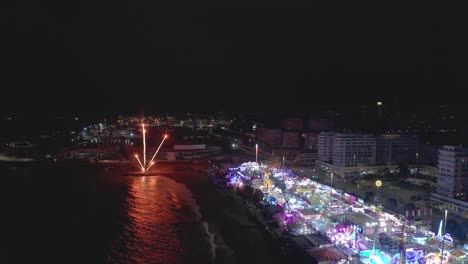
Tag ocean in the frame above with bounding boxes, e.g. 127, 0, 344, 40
0, 164, 217, 264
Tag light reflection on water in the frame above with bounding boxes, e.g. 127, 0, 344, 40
0, 166, 215, 264
107, 176, 213, 264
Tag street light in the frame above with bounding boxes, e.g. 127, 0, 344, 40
368, 222, 379, 255
375, 180, 382, 206
440, 209, 448, 264
255, 144, 258, 164
377, 101, 383, 120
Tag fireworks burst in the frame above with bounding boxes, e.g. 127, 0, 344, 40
134, 123, 168, 172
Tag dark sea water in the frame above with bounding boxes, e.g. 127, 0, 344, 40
0, 165, 214, 264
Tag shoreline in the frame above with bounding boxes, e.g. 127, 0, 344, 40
180, 170, 287, 264
0, 161, 297, 264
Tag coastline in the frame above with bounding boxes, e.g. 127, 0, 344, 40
130, 163, 296, 264
186, 173, 286, 264
0, 160, 292, 264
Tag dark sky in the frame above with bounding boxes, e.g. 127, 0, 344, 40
2, 1, 466, 115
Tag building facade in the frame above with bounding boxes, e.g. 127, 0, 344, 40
257, 127, 282, 146
436, 146, 468, 199
332, 133, 376, 167
297, 151, 317, 166
377, 133, 418, 165
430, 193, 468, 219
317, 132, 376, 175
303, 132, 319, 150
282, 131, 301, 148
318, 132, 335, 164
421, 143, 438, 165
162, 145, 223, 160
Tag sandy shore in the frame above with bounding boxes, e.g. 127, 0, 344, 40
195, 186, 286, 264
178, 175, 284, 263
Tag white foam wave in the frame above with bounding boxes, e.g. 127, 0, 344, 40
202, 221, 217, 262
150, 177, 236, 264
169, 179, 217, 262
206, 223, 236, 264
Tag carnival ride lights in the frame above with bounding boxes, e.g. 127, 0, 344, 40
403, 248, 425, 264
331, 224, 362, 252
264, 195, 277, 205
225, 162, 440, 264
383, 248, 426, 264
297, 223, 312, 235
228, 177, 244, 189
263, 172, 272, 191
360, 249, 390, 264
412, 235, 427, 246
370, 254, 386, 264
237, 171, 248, 180
283, 212, 297, 225
425, 252, 449, 264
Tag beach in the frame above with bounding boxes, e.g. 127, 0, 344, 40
168, 163, 286, 264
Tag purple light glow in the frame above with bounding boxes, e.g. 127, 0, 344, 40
283, 213, 298, 224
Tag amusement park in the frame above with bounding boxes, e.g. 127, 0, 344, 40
218, 158, 468, 264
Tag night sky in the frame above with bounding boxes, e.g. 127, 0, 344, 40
2, 1, 466, 115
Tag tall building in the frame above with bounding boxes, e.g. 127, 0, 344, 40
318, 132, 335, 163
421, 143, 438, 165
436, 146, 468, 199
332, 133, 376, 167
303, 132, 319, 150
377, 133, 418, 165
257, 127, 282, 146
281, 131, 301, 148
318, 132, 376, 167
